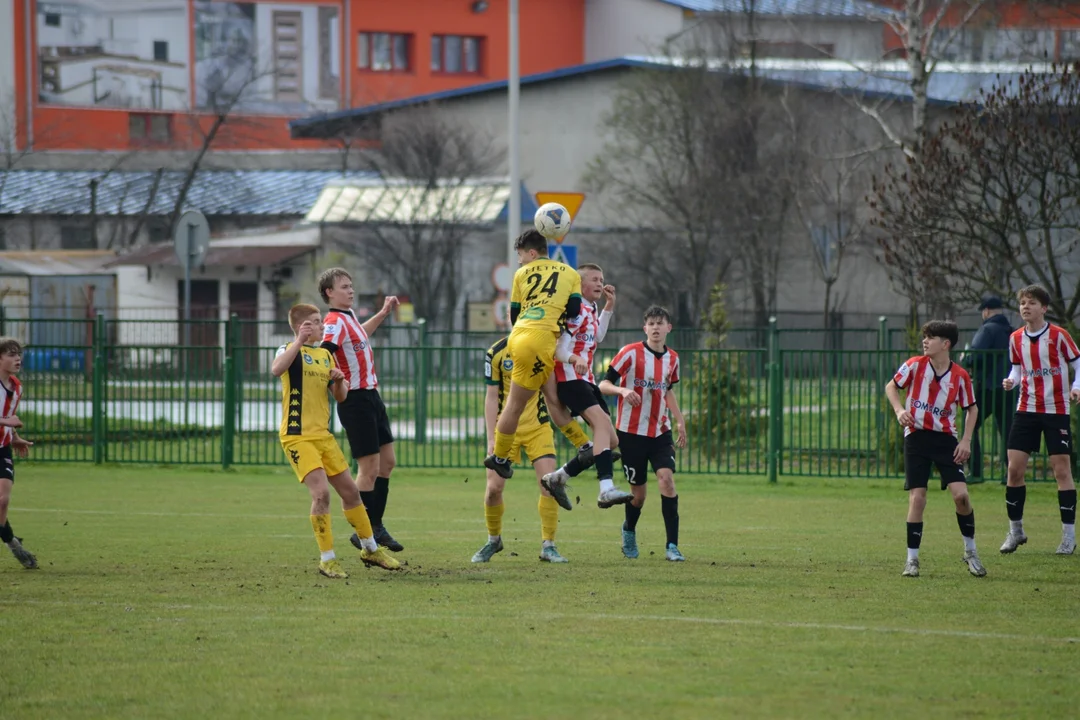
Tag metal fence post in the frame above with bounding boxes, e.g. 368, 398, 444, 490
0, 304, 5, 335
876, 315, 888, 457
767, 316, 781, 484
222, 355, 235, 469
92, 312, 105, 464
415, 318, 428, 444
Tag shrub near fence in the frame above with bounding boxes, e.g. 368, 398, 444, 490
9, 314, 1059, 481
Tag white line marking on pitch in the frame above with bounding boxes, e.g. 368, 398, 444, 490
0, 599, 1074, 644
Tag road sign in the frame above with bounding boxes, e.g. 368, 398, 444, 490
535, 192, 585, 221
174, 210, 210, 269
549, 243, 576, 268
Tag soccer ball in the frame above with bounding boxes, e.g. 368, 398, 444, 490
534, 202, 572, 240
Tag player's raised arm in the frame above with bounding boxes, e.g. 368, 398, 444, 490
362, 295, 399, 337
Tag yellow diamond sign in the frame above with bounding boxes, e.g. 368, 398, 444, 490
535, 192, 585, 221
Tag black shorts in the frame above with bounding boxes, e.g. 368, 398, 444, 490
557, 379, 609, 417
904, 430, 966, 491
0, 446, 12, 482
617, 430, 676, 486
1008, 412, 1072, 456
336, 389, 394, 459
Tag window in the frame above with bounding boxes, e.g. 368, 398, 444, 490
153, 41, 168, 62
44, 13, 60, 27
431, 35, 483, 74
60, 226, 94, 250
357, 32, 411, 71
129, 114, 172, 145
1059, 31, 1080, 61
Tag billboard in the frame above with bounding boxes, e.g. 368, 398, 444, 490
36, 1, 340, 115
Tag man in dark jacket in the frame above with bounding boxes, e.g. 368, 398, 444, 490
966, 295, 1014, 480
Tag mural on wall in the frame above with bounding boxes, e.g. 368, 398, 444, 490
36, 0, 340, 115
36, 0, 190, 110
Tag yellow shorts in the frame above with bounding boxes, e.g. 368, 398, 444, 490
281, 436, 350, 483
508, 327, 557, 391
505, 423, 557, 466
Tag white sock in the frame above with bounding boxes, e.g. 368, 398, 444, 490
598, 478, 615, 493
542, 539, 555, 548
907, 548, 919, 562
488, 534, 501, 544
963, 536, 976, 553
1064, 524, 1076, 541
1010, 519, 1024, 535
320, 550, 336, 562
360, 536, 378, 552
580, 441, 593, 451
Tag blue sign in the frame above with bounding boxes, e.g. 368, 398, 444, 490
548, 244, 577, 268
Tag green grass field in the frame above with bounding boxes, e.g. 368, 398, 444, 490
0, 465, 1076, 719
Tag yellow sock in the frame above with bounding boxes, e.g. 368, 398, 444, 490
485, 503, 505, 537
494, 430, 515, 459
558, 422, 590, 449
538, 495, 559, 541
310, 514, 334, 553
343, 504, 374, 539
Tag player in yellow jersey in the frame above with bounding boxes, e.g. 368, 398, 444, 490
484, 229, 594, 482
472, 335, 569, 563
271, 304, 399, 578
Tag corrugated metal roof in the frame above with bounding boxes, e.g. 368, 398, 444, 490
291, 57, 1056, 137
0, 250, 118, 276
658, 0, 892, 16
0, 170, 376, 217
307, 178, 514, 226
107, 243, 317, 268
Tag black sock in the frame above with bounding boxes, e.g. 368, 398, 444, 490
0, 522, 12, 544
563, 455, 586, 478
595, 449, 613, 481
1059, 489, 1077, 525
374, 476, 390, 528
956, 511, 975, 538
1005, 485, 1026, 521
360, 489, 379, 528
624, 502, 642, 532
661, 495, 680, 547
906, 522, 924, 550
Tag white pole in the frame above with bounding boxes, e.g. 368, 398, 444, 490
508, 0, 520, 271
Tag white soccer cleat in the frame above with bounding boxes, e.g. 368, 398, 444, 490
901, 558, 920, 577
597, 487, 633, 509
999, 531, 1028, 554
1055, 538, 1076, 555
963, 550, 987, 577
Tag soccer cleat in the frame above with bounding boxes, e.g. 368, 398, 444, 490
1055, 538, 1076, 555
539, 545, 569, 563
360, 546, 401, 570
373, 525, 404, 552
484, 453, 514, 479
665, 543, 685, 562
999, 531, 1028, 554
621, 527, 639, 559
573, 445, 623, 470
597, 486, 634, 509
540, 472, 573, 512
318, 558, 348, 579
901, 558, 920, 577
7, 539, 37, 570
963, 550, 987, 577
471, 538, 504, 563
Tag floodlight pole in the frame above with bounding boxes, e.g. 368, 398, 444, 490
508, 0, 520, 272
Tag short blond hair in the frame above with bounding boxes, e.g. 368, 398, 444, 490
288, 303, 321, 332
317, 267, 352, 304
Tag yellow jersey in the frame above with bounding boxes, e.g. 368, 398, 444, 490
277, 343, 337, 440
509, 258, 581, 335
485, 337, 549, 430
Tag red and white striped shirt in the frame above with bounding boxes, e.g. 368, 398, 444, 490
321, 309, 378, 391
554, 302, 611, 385
893, 357, 975, 437
0, 375, 22, 448
607, 342, 680, 437
1009, 324, 1080, 415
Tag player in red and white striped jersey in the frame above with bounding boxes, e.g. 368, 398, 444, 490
0, 337, 37, 569
542, 264, 633, 510
598, 306, 688, 562
317, 268, 404, 553
886, 321, 984, 578
999, 285, 1080, 555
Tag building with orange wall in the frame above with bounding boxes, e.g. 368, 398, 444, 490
5, 0, 584, 154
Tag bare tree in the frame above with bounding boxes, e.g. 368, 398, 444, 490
331, 107, 505, 329
872, 64, 1080, 329
0, 90, 32, 210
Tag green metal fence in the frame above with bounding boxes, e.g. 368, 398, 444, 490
11, 314, 1060, 481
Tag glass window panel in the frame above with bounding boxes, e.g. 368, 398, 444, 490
372, 32, 391, 70
445, 35, 462, 73
464, 37, 479, 73
431, 35, 442, 71
358, 32, 369, 68
393, 34, 408, 70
